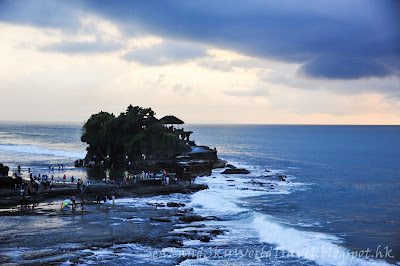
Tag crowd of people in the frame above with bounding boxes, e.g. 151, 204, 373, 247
13, 164, 93, 197
13, 165, 195, 199
121, 170, 190, 186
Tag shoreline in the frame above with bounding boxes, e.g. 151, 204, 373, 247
0, 180, 208, 210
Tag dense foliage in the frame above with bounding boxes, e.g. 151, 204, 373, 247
81, 105, 183, 166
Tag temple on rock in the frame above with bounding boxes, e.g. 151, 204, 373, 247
160, 115, 193, 143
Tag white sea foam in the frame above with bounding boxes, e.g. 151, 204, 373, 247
0, 144, 86, 158
188, 168, 299, 218
81, 243, 176, 265
189, 184, 250, 215
190, 171, 306, 217
111, 216, 145, 222
252, 214, 391, 266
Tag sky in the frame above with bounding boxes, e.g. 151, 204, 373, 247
0, 0, 399, 124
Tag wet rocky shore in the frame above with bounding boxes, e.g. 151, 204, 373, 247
0, 143, 230, 264
0, 181, 228, 265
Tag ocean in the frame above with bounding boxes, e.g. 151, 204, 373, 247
0, 122, 399, 265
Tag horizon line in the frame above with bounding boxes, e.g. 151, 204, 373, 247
0, 120, 399, 127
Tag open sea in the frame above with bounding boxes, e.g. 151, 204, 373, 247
0, 122, 399, 265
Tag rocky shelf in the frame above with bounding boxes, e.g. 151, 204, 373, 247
0, 180, 208, 209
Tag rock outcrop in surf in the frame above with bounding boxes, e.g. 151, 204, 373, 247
77, 105, 226, 179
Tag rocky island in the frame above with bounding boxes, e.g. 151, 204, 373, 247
75, 105, 226, 179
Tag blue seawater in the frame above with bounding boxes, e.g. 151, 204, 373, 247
0, 121, 87, 179
0, 122, 398, 265
185, 125, 400, 264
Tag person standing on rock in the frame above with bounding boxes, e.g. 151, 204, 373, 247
71, 195, 76, 207
96, 195, 100, 204
112, 195, 115, 206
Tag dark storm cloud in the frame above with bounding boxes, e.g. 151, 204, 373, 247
1, 0, 399, 80
80, 0, 399, 79
0, 0, 82, 31
297, 56, 393, 79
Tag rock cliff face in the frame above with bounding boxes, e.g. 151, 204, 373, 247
75, 145, 226, 180
0, 163, 9, 177
0, 163, 23, 189
0, 175, 23, 189
174, 146, 226, 179
187, 146, 218, 161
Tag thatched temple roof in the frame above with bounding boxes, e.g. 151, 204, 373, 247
160, 115, 184, 125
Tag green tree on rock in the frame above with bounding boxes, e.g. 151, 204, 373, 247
81, 105, 184, 167
81, 111, 115, 160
